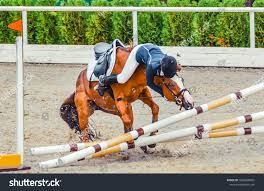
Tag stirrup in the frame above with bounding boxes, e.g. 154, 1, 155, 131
97, 85, 107, 96
98, 75, 106, 86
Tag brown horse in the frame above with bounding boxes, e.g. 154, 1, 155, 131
60, 47, 194, 143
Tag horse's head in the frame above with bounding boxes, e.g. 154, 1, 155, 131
154, 75, 194, 110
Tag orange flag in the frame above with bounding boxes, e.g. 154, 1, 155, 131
8, 20, 22, 32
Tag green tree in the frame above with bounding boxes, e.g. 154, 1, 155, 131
215, 0, 249, 47
110, 0, 136, 43
86, 0, 112, 44
26, 0, 60, 44
57, 0, 89, 44
193, 0, 220, 47
138, 0, 164, 45
161, 0, 195, 46
0, 0, 22, 44
254, 0, 264, 48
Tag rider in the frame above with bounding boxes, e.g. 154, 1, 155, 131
99, 43, 181, 97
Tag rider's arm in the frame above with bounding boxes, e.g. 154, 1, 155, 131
146, 65, 164, 97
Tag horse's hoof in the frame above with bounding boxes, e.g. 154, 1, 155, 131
148, 144, 156, 148
147, 130, 158, 148
140, 146, 148, 153
121, 155, 130, 161
87, 126, 98, 141
79, 137, 89, 143
119, 152, 130, 160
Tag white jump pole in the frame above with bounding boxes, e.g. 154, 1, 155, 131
16, 36, 24, 164
92, 125, 264, 158
201, 126, 264, 139
133, 111, 264, 146
69, 111, 264, 159
32, 110, 264, 156
30, 142, 98, 155
39, 82, 264, 168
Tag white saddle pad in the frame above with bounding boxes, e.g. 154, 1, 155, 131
87, 39, 125, 82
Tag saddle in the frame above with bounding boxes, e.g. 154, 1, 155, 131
92, 39, 125, 79
93, 42, 112, 78
90, 39, 125, 99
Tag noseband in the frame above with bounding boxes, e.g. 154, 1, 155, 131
163, 78, 189, 107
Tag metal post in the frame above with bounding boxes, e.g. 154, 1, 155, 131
249, 12, 255, 48
132, 11, 138, 46
16, 36, 24, 163
22, 11, 28, 45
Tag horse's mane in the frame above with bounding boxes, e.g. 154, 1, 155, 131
118, 43, 134, 53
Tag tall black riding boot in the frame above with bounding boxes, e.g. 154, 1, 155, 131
97, 74, 118, 96
99, 74, 118, 86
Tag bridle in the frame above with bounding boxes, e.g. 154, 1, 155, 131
162, 77, 190, 109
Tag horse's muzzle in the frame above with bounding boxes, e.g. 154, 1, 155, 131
183, 101, 194, 110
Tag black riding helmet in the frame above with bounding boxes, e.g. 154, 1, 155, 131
161, 55, 177, 78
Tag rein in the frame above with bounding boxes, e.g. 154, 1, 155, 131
163, 80, 190, 109
164, 84, 188, 98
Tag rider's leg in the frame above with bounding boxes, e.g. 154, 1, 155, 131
99, 45, 141, 86
99, 74, 118, 87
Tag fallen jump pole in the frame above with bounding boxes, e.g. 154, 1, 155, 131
36, 125, 264, 167
34, 111, 264, 156
30, 141, 99, 155
39, 82, 264, 168
88, 111, 264, 158
201, 126, 264, 139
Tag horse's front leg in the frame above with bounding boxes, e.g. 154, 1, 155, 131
139, 87, 159, 124
115, 98, 133, 133
139, 88, 159, 149
75, 91, 94, 142
114, 98, 134, 159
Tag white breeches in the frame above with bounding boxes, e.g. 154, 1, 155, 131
116, 45, 142, 84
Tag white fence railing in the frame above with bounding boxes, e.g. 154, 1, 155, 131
1, 45, 264, 68
0, 6, 264, 48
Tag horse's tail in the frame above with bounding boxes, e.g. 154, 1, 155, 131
60, 92, 80, 132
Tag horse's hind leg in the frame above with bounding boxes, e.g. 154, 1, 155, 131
75, 92, 94, 142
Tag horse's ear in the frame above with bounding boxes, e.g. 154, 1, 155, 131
128, 40, 133, 48
125, 40, 133, 52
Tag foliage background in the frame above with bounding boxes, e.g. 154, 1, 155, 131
0, 0, 263, 47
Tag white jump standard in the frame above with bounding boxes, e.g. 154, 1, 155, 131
38, 82, 264, 169
0, 37, 30, 172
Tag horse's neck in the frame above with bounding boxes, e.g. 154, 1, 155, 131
112, 48, 129, 74
112, 48, 147, 86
